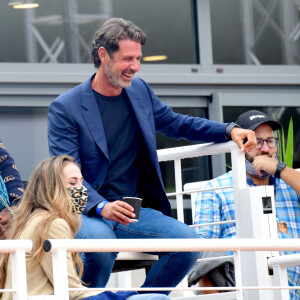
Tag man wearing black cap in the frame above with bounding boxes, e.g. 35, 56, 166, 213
188, 110, 300, 299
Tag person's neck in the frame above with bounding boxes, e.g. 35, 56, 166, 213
247, 172, 270, 186
92, 70, 122, 97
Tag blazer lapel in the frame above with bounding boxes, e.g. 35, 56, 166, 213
125, 87, 157, 153
81, 78, 109, 159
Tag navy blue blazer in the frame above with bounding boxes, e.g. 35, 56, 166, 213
48, 75, 228, 216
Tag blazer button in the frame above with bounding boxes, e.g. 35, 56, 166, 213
94, 184, 99, 190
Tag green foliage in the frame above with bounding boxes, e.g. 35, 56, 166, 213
273, 114, 294, 168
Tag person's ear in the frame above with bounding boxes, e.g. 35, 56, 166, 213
98, 47, 110, 64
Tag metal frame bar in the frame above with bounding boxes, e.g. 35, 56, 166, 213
196, 0, 213, 66
23, 0, 112, 63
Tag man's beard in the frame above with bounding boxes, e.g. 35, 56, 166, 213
245, 153, 277, 179
104, 63, 132, 89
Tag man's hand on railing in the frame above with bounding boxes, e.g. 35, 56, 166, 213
230, 128, 257, 152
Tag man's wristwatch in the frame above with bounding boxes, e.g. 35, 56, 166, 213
275, 162, 287, 178
225, 122, 241, 140
96, 200, 108, 218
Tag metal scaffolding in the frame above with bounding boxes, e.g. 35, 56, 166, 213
241, 0, 300, 64
24, 0, 112, 63
22, 0, 299, 65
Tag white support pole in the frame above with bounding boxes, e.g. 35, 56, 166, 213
271, 265, 290, 300
174, 158, 184, 222
118, 271, 132, 288
230, 146, 247, 192
174, 157, 190, 295
11, 250, 28, 300
234, 250, 243, 300
234, 185, 285, 299
52, 249, 69, 300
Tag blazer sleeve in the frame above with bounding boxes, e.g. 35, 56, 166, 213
0, 139, 24, 205
138, 79, 228, 143
48, 100, 106, 214
41, 218, 99, 300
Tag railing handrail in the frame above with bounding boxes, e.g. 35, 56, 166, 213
268, 253, 300, 268
0, 240, 32, 253
44, 238, 300, 253
157, 140, 237, 161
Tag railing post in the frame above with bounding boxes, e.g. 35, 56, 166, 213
52, 249, 69, 299
234, 250, 243, 300
235, 184, 285, 299
230, 146, 247, 192
174, 157, 191, 295
11, 249, 28, 300
174, 158, 184, 222
272, 265, 290, 300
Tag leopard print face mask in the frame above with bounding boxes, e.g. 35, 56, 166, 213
67, 186, 88, 214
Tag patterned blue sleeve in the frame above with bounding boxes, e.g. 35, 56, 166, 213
0, 140, 24, 205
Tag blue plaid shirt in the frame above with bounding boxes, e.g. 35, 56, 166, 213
194, 170, 300, 299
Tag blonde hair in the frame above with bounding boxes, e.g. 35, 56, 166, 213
0, 155, 83, 290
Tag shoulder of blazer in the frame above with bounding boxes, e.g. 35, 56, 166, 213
54, 83, 83, 104
52, 76, 93, 108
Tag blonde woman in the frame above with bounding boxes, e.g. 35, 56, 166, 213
0, 155, 169, 300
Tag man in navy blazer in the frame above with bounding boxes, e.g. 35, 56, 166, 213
48, 18, 256, 293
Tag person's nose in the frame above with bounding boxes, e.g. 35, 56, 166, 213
75, 181, 83, 187
131, 59, 140, 72
260, 140, 270, 152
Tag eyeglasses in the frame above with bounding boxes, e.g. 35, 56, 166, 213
256, 137, 278, 149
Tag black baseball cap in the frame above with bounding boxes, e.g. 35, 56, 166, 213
235, 110, 282, 131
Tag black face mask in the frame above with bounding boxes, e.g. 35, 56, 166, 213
245, 160, 272, 179
67, 186, 88, 214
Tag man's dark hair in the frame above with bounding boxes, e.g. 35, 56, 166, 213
91, 18, 147, 68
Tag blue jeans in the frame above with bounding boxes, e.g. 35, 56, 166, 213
76, 207, 200, 295
85, 291, 169, 300
127, 294, 169, 300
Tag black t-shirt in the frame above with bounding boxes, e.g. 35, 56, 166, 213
93, 89, 142, 201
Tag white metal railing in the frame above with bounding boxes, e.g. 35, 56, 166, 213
157, 141, 246, 223
43, 238, 300, 298
0, 240, 32, 300
158, 141, 299, 299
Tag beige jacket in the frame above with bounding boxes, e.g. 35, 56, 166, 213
3, 213, 99, 300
